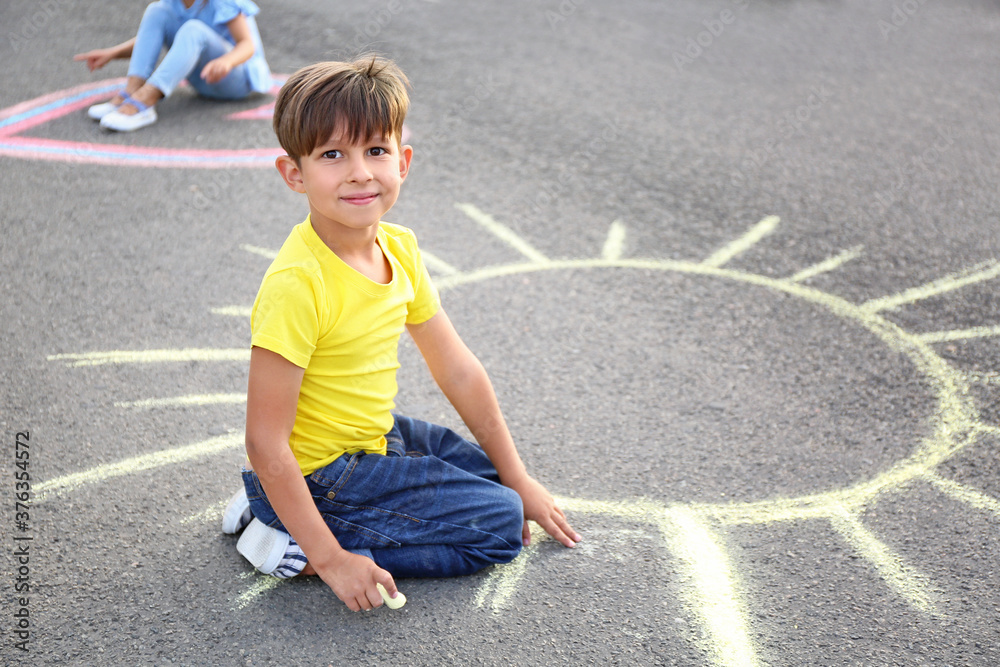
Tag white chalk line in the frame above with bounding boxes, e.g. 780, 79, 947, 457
602, 219, 626, 261
663, 508, 759, 667
116, 393, 246, 410
240, 243, 277, 260
828, 506, 935, 614
422, 250, 459, 276
181, 499, 228, 525
35, 432, 243, 501
861, 260, 1000, 314
48, 348, 249, 366
917, 325, 1000, 344
211, 306, 252, 317
455, 202, 550, 263
473, 525, 545, 613
922, 473, 1000, 519
701, 216, 780, 269
787, 245, 864, 283
234, 576, 283, 610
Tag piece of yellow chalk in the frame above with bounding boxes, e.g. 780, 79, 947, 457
376, 583, 406, 610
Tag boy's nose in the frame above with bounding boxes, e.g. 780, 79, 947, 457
347, 156, 373, 181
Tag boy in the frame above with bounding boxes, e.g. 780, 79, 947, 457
223, 57, 580, 612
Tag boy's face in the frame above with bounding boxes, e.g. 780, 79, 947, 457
276, 126, 412, 236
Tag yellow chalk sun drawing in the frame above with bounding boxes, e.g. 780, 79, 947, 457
43, 204, 1000, 667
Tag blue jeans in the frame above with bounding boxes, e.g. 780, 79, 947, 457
128, 1, 256, 99
243, 415, 525, 578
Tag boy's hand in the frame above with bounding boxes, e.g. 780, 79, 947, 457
314, 549, 399, 612
73, 48, 115, 71
509, 475, 581, 548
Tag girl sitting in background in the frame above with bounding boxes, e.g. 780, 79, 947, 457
74, 0, 272, 132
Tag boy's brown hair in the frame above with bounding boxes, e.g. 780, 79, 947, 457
273, 56, 410, 161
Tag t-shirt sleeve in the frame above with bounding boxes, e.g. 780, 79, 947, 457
405, 240, 441, 326
251, 268, 320, 369
211, 0, 260, 25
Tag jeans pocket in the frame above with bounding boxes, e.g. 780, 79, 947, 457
306, 452, 356, 495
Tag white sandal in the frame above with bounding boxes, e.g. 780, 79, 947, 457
100, 94, 158, 132
86, 91, 125, 120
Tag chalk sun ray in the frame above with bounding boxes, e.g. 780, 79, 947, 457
181, 499, 228, 525
240, 243, 277, 260
35, 432, 242, 501
786, 245, 864, 283
48, 348, 249, 366
116, 393, 247, 410
700, 215, 780, 269
664, 507, 759, 667
916, 324, 1000, 344
922, 473, 1000, 519
455, 202, 550, 263
212, 306, 252, 317
234, 576, 283, 610
602, 219, 626, 260
966, 371, 1000, 386
861, 260, 1000, 314
421, 249, 459, 276
473, 525, 544, 613
828, 507, 935, 613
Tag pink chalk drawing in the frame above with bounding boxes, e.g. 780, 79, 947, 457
1, 77, 411, 169
0, 77, 284, 169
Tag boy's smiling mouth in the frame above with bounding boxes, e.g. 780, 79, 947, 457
342, 193, 379, 205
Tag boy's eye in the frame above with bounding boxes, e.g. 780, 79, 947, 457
368, 147, 389, 156
321, 149, 342, 159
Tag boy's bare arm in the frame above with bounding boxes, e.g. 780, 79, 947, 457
245, 346, 398, 610
407, 310, 581, 548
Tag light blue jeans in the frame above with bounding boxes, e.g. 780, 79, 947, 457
242, 415, 525, 578
128, 1, 255, 99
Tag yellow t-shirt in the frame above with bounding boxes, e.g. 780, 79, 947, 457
250, 217, 440, 475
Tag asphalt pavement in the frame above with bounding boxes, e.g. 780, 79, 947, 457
2, 0, 999, 665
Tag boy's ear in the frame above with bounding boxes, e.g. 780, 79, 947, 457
398, 144, 413, 182
275, 155, 306, 193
